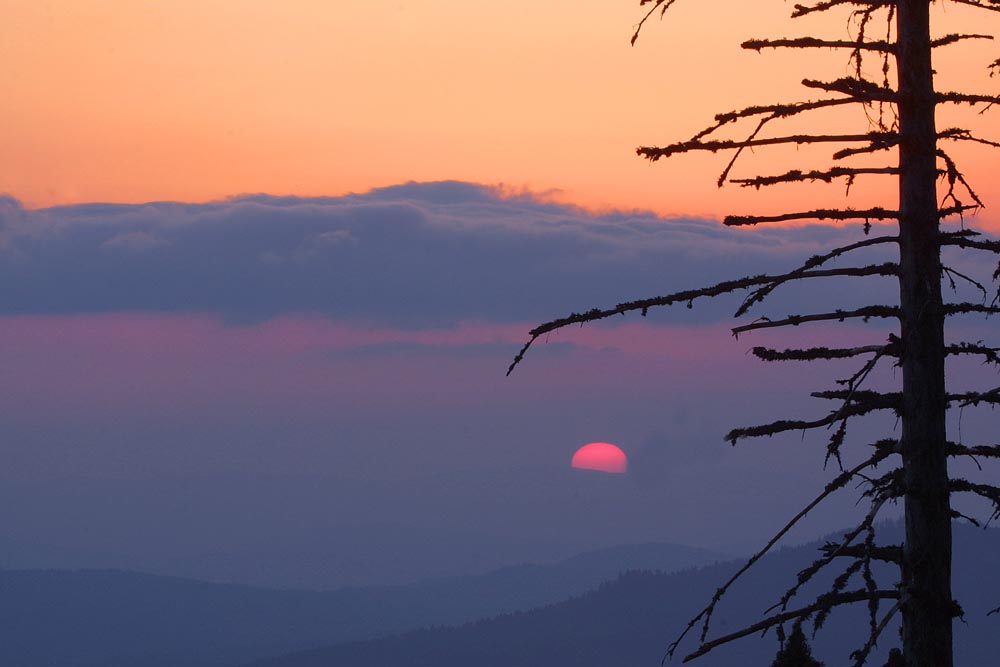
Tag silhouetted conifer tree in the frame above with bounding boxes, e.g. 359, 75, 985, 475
510, 2, 1000, 666
884, 648, 904, 667
771, 626, 825, 667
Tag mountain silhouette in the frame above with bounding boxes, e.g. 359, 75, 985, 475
245, 522, 998, 667
0, 541, 723, 667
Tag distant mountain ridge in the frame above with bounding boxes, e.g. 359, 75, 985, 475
0, 540, 725, 667
247, 523, 1000, 667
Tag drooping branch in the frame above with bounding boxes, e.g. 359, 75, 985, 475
941, 232, 1000, 254
724, 398, 896, 445
931, 33, 995, 48
682, 590, 901, 663
941, 265, 988, 298
950, 479, 1000, 522
801, 77, 897, 102
949, 386, 1000, 408
637, 132, 898, 162
630, 0, 680, 46
949, 0, 1000, 14
507, 271, 897, 376
822, 542, 903, 564
752, 344, 889, 362
811, 389, 900, 407
742, 37, 895, 52
791, 0, 890, 19
666, 448, 892, 659
736, 236, 898, 316
948, 443, 1000, 459
850, 599, 904, 667
717, 117, 772, 187
731, 305, 900, 336
771, 494, 896, 627
833, 141, 900, 160
696, 98, 863, 143
936, 149, 986, 211
737, 262, 897, 316
936, 91, 1000, 106
817, 355, 897, 465
533, 2, 1000, 662
724, 208, 898, 226
761, 234, 898, 277
945, 342, 1000, 365
939, 127, 1000, 149
944, 303, 1000, 317
849, 5, 885, 80
732, 167, 899, 189
814, 542, 871, 635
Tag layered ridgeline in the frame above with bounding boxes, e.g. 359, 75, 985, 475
248, 523, 999, 667
5, 525, 996, 667
0, 541, 723, 667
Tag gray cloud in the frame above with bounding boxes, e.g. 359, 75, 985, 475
0, 181, 929, 326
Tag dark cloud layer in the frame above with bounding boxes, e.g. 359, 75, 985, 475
0, 182, 934, 326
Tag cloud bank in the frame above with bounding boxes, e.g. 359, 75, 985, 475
0, 181, 914, 326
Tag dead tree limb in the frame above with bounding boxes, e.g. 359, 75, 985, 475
516, 1, 1000, 663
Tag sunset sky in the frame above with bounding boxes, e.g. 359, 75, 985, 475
3, 1, 998, 219
2, 1, 999, 588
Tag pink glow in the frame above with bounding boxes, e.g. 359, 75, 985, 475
571, 442, 628, 474
0, 313, 886, 418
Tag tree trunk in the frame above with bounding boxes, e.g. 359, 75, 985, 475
895, 2, 953, 666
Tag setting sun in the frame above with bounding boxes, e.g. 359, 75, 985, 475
571, 442, 628, 474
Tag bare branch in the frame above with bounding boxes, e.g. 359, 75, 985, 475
666, 449, 891, 658
631, 0, 680, 46
772, 494, 895, 628
941, 265, 988, 299
833, 141, 899, 159
949, 0, 1000, 13
822, 542, 903, 564
508, 267, 896, 376
946, 342, 1000, 365
949, 386, 1000, 408
801, 77, 897, 102
724, 399, 895, 445
732, 167, 899, 189
941, 233, 1000, 254
945, 303, 1000, 317
697, 98, 862, 143
850, 599, 904, 667
731, 305, 900, 336
743, 37, 894, 52
638, 132, 897, 163
810, 389, 900, 409
725, 207, 898, 226
936, 149, 986, 210
753, 344, 889, 362
940, 127, 1000, 149
950, 478, 1000, 522
791, 0, 890, 19
937, 91, 1000, 115
716, 117, 771, 187
949, 443, 1000, 459
931, 33, 995, 48
737, 262, 898, 316
682, 590, 900, 663
738, 235, 898, 317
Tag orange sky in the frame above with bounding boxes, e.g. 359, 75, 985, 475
2, 1, 998, 222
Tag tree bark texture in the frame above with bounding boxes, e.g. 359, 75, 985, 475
896, 2, 953, 666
